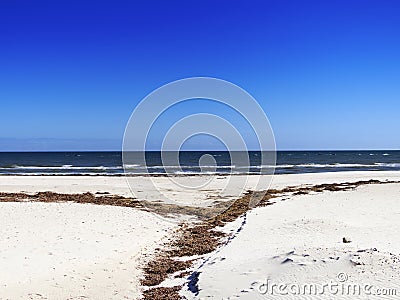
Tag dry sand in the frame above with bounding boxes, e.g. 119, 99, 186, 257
1, 171, 400, 299
0, 202, 176, 299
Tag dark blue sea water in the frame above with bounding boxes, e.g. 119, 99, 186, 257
0, 151, 399, 175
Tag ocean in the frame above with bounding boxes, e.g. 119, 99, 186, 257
0, 151, 399, 176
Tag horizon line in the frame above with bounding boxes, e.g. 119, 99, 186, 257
0, 149, 398, 153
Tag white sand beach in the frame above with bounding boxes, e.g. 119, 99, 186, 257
1, 171, 400, 299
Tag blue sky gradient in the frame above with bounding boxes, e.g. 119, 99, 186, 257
1, 0, 399, 150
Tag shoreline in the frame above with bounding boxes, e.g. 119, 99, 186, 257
1, 167, 400, 177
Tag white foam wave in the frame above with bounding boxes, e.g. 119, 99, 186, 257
2, 161, 400, 176
374, 163, 400, 167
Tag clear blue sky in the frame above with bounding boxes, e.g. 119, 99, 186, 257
1, 0, 399, 151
